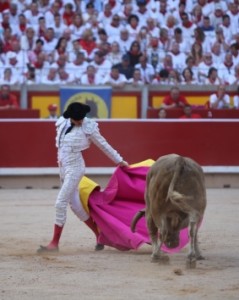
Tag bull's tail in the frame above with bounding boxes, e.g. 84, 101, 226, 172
130, 209, 145, 232
166, 155, 185, 202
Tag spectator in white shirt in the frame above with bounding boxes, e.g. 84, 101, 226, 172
57, 67, 75, 84
218, 52, 235, 83
210, 26, 230, 53
230, 43, 239, 66
24, 2, 43, 26
157, 0, 171, 25
106, 41, 123, 66
41, 27, 58, 59
68, 51, 88, 83
219, 14, 234, 45
98, 3, 114, 26
198, 52, 214, 83
80, 65, 103, 85
51, 13, 68, 39
105, 14, 124, 38
127, 68, 144, 86
146, 17, 160, 39
69, 13, 85, 41
82, 2, 98, 23
41, 66, 60, 85
135, 0, 151, 27
135, 54, 155, 84
102, 0, 122, 15
211, 41, 225, 66
210, 4, 224, 29
197, 0, 212, 16
204, 67, 222, 85
118, 4, 133, 26
226, 64, 239, 85
0, 67, 20, 85
179, 12, 196, 41
109, 28, 134, 54
232, 86, 239, 109
181, 67, 198, 85
45, 2, 63, 29
170, 27, 189, 54
125, 14, 141, 41
209, 84, 231, 109
168, 41, 187, 73
5, 48, 28, 77
227, 2, 239, 35
9, 3, 19, 26
20, 26, 37, 51
90, 50, 112, 79
103, 65, 127, 88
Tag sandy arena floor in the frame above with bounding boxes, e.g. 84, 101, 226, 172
0, 188, 239, 300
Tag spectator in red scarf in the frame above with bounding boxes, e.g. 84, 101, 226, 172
80, 65, 102, 85
15, 14, 28, 37
62, 2, 76, 26
180, 12, 196, 40
0, 0, 10, 13
79, 29, 97, 58
1, 9, 10, 30
1, 27, 18, 53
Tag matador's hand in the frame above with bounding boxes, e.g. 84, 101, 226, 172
119, 160, 129, 167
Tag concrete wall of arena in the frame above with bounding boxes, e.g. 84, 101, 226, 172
0, 119, 238, 168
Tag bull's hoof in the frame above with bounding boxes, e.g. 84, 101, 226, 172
151, 254, 169, 264
186, 258, 197, 269
196, 255, 205, 261
159, 255, 170, 265
151, 254, 160, 263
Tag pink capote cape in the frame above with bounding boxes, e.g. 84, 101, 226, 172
85, 165, 190, 253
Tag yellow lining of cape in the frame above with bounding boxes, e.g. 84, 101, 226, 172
79, 159, 155, 214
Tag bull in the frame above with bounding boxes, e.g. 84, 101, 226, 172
131, 154, 207, 268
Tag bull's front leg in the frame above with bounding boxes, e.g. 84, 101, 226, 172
187, 213, 205, 268
147, 216, 160, 262
194, 226, 205, 261
187, 221, 197, 268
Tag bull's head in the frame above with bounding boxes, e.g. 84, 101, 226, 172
161, 212, 188, 248
164, 230, 180, 249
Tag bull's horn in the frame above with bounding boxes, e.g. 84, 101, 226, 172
130, 209, 146, 232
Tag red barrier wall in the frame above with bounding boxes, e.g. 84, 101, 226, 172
0, 120, 238, 167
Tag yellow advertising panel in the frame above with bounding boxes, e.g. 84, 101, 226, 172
152, 96, 210, 108
111, 96, 138, 118
31, 96, 60, 118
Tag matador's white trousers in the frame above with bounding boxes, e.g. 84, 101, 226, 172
55, 153, 89, 226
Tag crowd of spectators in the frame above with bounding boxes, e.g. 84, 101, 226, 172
0, 0, 239, 87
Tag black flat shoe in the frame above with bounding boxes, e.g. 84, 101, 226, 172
37, 245, 59, 254
95, 243, 104, 251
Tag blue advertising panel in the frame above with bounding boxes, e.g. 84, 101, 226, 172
60, 86, 112, 118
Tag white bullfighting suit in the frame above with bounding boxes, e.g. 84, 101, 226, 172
55, 116, 123, 226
